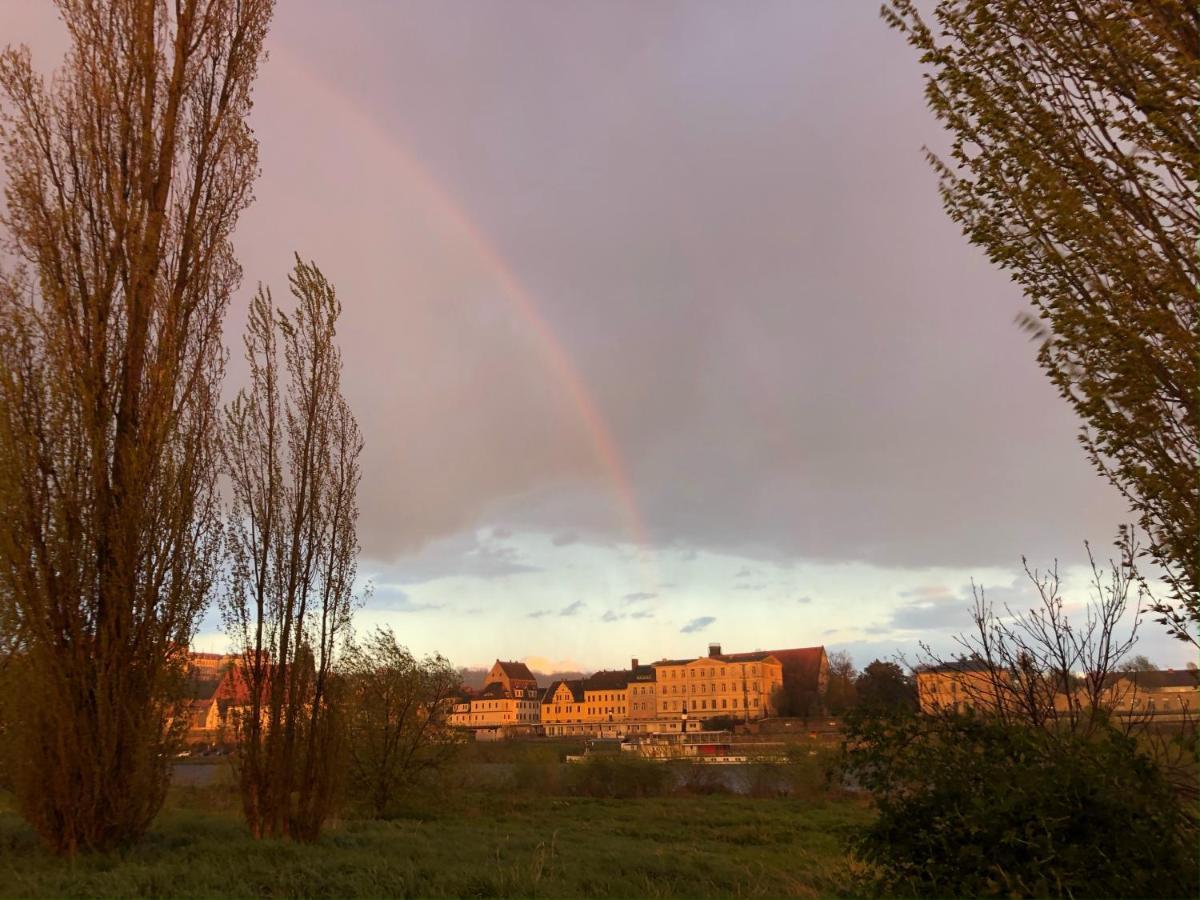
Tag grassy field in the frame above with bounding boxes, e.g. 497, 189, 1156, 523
0, 755, 871, 898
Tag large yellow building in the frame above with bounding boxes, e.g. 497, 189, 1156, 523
540, 669, 635, 736
917, 660, 1005, 714
448, 660, 541, 730
652, 643, 784, 720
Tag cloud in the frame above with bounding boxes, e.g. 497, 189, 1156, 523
527, 609, 552, 619
889, 577, 1033, 633
735, 583, 767, 591
796, 595, 813, 605
377, 532, 539, 584
367, 585, 441, 613
551, 531, 578, 547
491, 526, 513, 539
631, 610, 655, 619
601, 610, 623, 623
559, 600, 586, 617
523, 654, 586, 675
623, 591, 657, 605
681, 616, 716, 634
735, 567, 754, 579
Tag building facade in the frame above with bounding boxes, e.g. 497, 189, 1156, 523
448, 660, 542, 730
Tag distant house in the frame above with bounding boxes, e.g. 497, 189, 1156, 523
917, 659, 1004, 714
1101, 669, 1198, 716
447, 659, 541, 732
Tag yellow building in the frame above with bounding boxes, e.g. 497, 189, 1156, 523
541, 669, 634, 736
652, 643, 784, 721
448, 660, 541, 731
917, 660, 1003, 714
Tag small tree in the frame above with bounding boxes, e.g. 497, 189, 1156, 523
823, 651, 858, 715
342, 628, 462, 818
222, 257, 363, 841
0, 0, 271, 854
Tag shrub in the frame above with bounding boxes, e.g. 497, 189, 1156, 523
563, 755, 671, 798
840, 709, 1199, 898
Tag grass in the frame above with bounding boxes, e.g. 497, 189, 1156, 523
0, 757, 871, 898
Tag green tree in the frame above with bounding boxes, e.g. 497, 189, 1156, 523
0, 0, 272, 854
884, 0, 1199, 644
342, 628, 462, 819
855, 660, 917, 713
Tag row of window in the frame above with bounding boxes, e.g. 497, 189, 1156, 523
659, 697, 758, 711
661, 681, 760, 694
659, 665, 760, 679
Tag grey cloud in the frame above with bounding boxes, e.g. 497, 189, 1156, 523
623, 592, 657, 605
601, 610, 623, 623
796, 596, 813, 605
631, 610, 655, 619
527, 609, 552, 619
735, 583, 767, 592
0, 2, 1120, 577
369, 586, 442, 613
559, 600, 585, 617
552, 531, 578, 547
680, 616, 716, 634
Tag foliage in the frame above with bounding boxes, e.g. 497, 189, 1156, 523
823, 651, 858, 715
884, 0, 1199, 643
341, 628, 463, 818
854, 661, 916, 713
0, 0, 272, 854
0, 785, 869, 898
841, 711, 1198, 897
221, 257, 363, 841
563, 755, 673, 799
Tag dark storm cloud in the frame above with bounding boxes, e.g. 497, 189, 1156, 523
681, 616, 717, 634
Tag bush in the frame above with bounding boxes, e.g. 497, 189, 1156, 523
511, 746, 563, 795
840, 709, 1199, 898
563, 755, 671, 798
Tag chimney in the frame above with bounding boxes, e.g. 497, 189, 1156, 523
708, 642, 721, 658
631, 657, 639, 670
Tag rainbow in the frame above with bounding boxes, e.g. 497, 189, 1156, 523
272, 48, 655, 585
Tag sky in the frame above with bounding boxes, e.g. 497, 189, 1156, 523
1, 2, 1189, 672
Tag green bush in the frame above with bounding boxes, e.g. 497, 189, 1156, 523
840, 710, 1199, 898
563, 755, 671, 798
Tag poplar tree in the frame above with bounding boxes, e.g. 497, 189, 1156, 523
222, 257, 363, 841
0, 0, 272, 853
884, 1, 1198, 643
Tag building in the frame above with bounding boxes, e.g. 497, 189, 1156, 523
540, 669, 635, 737
652, 643, 784, 721
916, 659, 1000, 713
447, 660, 541, 731
1100, 669, 1198, 717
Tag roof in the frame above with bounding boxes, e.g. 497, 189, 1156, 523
917, 659, 993, 675
652, 652, 780, 666
1115, 669, 1198, 690
767, 646, 827, 691
583, 669, 632, 692
542, 679, 585, 704
495, 660, 537, 683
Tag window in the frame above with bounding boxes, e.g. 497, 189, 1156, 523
722, 699, 727, 709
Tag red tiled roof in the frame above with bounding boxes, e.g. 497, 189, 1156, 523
496, 660, 538, 683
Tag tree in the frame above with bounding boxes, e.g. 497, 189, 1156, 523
221, 257, 363, 841
884, 1, 1199, 644
823, 651, 858, 715
0, 0, 272, 854
855, 660, 917, 713
841, 540, 1198, 896
1118, 654, 1156, 673
342, 628, 462, 819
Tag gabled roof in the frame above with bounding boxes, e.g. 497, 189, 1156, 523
542, 679, 585, 704
918, 659, 992, 675
495, 660, 537, 683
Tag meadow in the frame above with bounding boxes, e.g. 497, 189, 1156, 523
0, 747, 870, 899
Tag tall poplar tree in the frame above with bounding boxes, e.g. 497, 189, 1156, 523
884, 1, 1198, 643
0, 0, 273, 853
